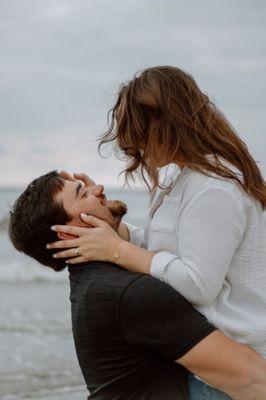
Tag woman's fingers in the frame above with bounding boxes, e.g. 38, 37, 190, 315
59, 170, 75, 181
52, 247, 82, 259
50, 224, 89, 236
73, 172, 96, 187
80, 214, 105, 228
59, 171, 96, 189
66, 256, 88, 264
46, 237, 81, 250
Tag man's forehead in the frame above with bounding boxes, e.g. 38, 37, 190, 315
64, 179, 84, 189
56, 179, 80, 201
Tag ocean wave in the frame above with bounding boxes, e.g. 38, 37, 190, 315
0, 370, 85, 399
0, 308, 71, 334
0, 260, 68, 283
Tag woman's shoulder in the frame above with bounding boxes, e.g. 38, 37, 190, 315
186, 167, 236, 192
183, 158, 251, 208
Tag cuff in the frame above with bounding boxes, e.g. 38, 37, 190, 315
123, 221, 144, 247
150, 251, 177, 281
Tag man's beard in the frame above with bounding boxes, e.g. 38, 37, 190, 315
107, 200, 128, 220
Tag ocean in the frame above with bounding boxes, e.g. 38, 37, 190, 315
0, 187, 149, 400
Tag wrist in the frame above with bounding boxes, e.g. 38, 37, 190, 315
113, 239, 155, 274
111, 238, 127, 264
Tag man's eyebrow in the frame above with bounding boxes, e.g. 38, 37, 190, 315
75, 182, 82, 198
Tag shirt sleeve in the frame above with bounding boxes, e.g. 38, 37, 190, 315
123, 221, 146, 248
150, 187, 247, 306
119, 274, 217, 361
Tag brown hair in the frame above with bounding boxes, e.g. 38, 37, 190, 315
99, 65, 266, 209
9, 171, 71, 271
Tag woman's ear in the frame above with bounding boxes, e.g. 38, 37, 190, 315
57, 232, 77, 240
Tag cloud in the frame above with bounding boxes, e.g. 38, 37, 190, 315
0, 0, 265, 185
0, 133, 131, 187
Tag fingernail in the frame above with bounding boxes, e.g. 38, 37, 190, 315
80, 213, 87, 218
52, 254, 57, 258
50, 226, 57, 231
46, 244, 51, 249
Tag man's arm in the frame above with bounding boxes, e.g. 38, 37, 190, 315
177, 330, 266, 399
120, 275, 266, 400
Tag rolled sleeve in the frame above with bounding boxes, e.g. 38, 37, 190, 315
151, 251, 177, 281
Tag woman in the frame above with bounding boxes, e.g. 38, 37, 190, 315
48, 66, 266, 399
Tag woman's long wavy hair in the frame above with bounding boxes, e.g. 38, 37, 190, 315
99, 66, 266, 209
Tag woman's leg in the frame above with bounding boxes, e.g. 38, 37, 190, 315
188, 373, 232, 399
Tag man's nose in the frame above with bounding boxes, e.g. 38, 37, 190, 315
91, 185, 104, 197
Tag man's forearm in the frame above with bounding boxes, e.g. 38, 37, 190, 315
177, 331, 266, 399
228, 350, 266, 400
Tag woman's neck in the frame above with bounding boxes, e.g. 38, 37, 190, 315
174, 159, 186, 170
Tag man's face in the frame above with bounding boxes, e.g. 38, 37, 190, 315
55, 180, 127, 231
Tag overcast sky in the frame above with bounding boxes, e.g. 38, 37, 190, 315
0, 0, 265, 187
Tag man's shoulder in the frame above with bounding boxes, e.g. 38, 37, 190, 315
68, 261, 143, 299
68, 262, 178, 310
121, 272, 187, 306
69, 262, 146, 327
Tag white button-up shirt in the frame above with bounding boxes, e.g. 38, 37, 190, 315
126, 159, 266, 357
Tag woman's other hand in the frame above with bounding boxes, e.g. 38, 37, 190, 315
59, 170, 96, 187
47, 214, 124, 265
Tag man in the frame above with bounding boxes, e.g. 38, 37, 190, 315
9, 171, 266, 400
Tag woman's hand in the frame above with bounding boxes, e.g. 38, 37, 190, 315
59, 170, 96, 187
47, 214, 124, 264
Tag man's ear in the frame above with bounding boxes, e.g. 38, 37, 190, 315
57, 232, 77, 240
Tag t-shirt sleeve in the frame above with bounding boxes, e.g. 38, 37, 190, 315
119, 274, 217, 360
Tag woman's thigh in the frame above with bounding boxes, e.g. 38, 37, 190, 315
188, 373, 232, 400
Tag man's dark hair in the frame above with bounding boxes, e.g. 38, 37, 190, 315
9, 171, 71, 271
